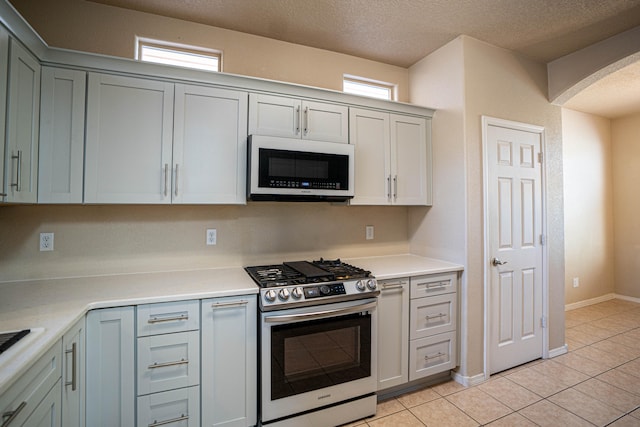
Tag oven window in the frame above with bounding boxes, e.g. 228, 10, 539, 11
270, 312, 371, 400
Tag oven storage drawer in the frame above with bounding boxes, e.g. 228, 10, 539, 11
137, 300, 200, 337
0, 340, 62, 427
410, 292, 457, 339
137, 330, 200, 395
410, 272, 457, 298
137, 386, 200, 427
409, 331, 456, 381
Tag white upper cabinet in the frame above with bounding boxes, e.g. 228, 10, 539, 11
248, 93, 349, 143
4, 38, 40, 203
173, 84, 248, 204
350, 108, 432, 206
84, 73, 174, 204
0, 26, 8, 202
38, 67, 86, 203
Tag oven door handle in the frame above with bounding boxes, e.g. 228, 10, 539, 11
264, 300, 376, 324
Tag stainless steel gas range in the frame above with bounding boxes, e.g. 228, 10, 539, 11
245, 259, 379, 427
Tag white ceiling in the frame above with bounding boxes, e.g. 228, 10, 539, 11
86, 0, 640, 118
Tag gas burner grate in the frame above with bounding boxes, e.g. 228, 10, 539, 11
0, 329, 30, 355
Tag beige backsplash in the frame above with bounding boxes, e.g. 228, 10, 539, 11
0, 203, 409, 282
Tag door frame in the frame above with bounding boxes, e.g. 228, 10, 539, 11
481, 116, 549, 379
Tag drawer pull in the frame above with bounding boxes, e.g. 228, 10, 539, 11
424, 352, 446, 361
1, 401, 27, 427
147, 314, 188, 324
148, 414, 189, 427
148, 358, 189, 369
424, 281, 448, 289
211, 300, 249, 309
425, 313, 447, 321
65, 342, 77, 390
381, 283, 404, 291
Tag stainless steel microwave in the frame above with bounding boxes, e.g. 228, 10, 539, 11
247, 135, 355, 202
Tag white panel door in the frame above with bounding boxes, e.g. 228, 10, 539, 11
391, 114, 429, 205
84, 73, 174, 203
62, 317, 85, 427
38, 67, 86, 203
0, 27, 8, 202
377, 279, 409, 390
487, 124, 543, 374
173, 84, 248, 204
248, 93, 301, 138
349, 108, 390, 205
301, 100, 349, 143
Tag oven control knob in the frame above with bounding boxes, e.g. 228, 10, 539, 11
279, 288, 291, 301
356, 280, 366, 291
265, 289, 277, 302
292, 287, 303, 299
366, 279, 377, 290
320, 285, 331, 295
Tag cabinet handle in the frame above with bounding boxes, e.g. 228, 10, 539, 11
303, 106, 309, 135
174, 163, 179, 197
393, 175, 398, 200
148, 414, 189, 427
10, 151, 21, 192
163, 163, 169, 197
1, 401, 27, 427
147, 314, 189, 324
387, 176, 391, 200
381, 283, 404, 291
424, 352, 446, 361
148, 358, 188, 369
295, 105, 301, 135
425, 313, 447, 320
65, 342, 77, 391
211, 300, 249, 309
423, 281, 447, 289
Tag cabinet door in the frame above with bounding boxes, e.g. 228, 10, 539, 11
349, 108, 391, 205
0, 26, 8, 202
84, 73, 174, 203
301, 100, 349, 143
20, 379, 62, 427
377, 278, 409, 391
137, 387, 199, 427
173, 85, 248, 204
86, 307, 135, 427
248, 93, 301, 139
5, 38, 40, 203
409, 331, 457, 381
38, 67, 86, 203
391, 114, 430, 205
62, 318, 85, 427
201, 296, 257, 427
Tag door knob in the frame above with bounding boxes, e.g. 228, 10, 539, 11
492, 258, 507, 266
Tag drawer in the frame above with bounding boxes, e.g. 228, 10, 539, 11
410, 293, 457, 339
137, 386, 200, 427
137, 331, 200, 395
137, 300, 200, 337
0, 340, 62, 426
410, 272, 457, 298
409, 332, 457, 381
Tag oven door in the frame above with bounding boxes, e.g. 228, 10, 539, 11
260, 298, 377, 423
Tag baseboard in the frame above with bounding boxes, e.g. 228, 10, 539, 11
565, 293, 616, 311
548, 344, 568, 358
452, 371, 486, 387
614, 294, 640, 304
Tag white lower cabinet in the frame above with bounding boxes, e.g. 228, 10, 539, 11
62, 317, 85, 427
21, 379, 61, 427
137, 385, 200, 427
201, 295, 257, 427
85, 306, 135, 427
377, 278, 409, 390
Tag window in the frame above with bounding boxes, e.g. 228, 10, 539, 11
343, 76, 395, 100
136, 38, 221, 72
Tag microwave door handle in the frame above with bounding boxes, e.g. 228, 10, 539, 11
264, 300, 377, 324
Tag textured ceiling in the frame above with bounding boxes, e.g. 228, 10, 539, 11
86, 0, 640, 117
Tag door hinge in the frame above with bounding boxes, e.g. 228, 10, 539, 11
540, 234, 546, 245
538, 152, 543, 163
541, 316, 547, 328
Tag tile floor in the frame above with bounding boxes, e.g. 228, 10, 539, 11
348, 298, 640, 426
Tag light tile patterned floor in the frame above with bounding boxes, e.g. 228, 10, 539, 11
346, 298, 640, 426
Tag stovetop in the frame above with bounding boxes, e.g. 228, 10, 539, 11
245, 258, 378, 310
0, 329, 30, 355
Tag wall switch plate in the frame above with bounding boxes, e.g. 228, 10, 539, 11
572, 277, 580, 288
40, 232, 54, 251
365, 225, 374, 240
206, 229, 217, 246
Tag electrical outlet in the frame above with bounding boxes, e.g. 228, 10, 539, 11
365, 225, 374, 240
206, 229, 217, 246
572, 277, 580, 288
40, 232, 54, 251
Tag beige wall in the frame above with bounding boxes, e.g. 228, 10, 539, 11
562, 109, 615, 304
612, 112, 640, 298
9, 0, 410, 102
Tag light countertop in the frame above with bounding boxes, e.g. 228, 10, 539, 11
0, 254, 463, 394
